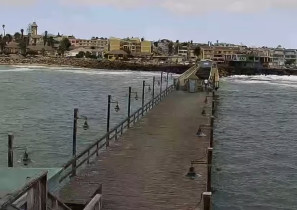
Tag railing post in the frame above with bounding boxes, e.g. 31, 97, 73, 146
166, 71, 169, 95
142, 80, 145, 116
128, 87, 131, 128
152, 76, 155, 107
8, 134, 14, 167
202, 192, 212, 210
210, 117, 214, 147
207, 147, 213, 192
106, 95, 111, 147
160, 71, 163, 97
72, 108, 78, 176
121, 124, 123, 135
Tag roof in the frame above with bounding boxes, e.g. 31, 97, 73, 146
107, 50, 128, 55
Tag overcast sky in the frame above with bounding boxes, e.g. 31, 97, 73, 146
1, 0, 297, 48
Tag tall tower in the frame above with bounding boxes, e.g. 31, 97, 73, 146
31, 22, 38, 36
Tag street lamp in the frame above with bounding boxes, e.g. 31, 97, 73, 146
72, 108, 89, 159
128, 87, 139, 128
142, 80, 151, 116
106, 95, 120, 147
7, 134, 33, 167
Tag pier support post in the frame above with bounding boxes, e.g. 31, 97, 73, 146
202, 192, 212, 210
128, 87, 131, 128
8, 134, 14, 167
207, 147, 213, 192
72, 108, 78, 176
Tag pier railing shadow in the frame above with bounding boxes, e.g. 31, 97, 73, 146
58, 84, 175, 184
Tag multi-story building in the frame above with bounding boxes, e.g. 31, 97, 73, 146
141, 41, 152, 54
178, 44, 189, 59
108, 37, 152, 56
69, 37, 108, 51
109, 38, 121, 51
272, 48, 285, 67
284, 49, 297, 66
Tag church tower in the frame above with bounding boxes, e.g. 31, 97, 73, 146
31, 22, 38, 36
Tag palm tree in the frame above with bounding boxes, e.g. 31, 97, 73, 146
47, 36, 55, 48
194, 46, 201, 60
20, 29, 24, 39
2, 25, 5, 36
43, 31, 48, 46
14, 32, 21, 42
5, 34, 12, 43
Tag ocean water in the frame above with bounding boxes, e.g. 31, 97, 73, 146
0, 65, 173, 168
213, 75, 297, 210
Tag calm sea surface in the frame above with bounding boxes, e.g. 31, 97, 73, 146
213, 75, 297, 210
0, 65, 173, 168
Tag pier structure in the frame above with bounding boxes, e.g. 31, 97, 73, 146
0, 68, 217, 210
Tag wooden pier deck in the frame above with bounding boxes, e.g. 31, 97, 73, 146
59, 91, 211, 210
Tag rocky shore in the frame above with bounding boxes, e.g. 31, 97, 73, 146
218, 64, 297, 77
0, 56, 190, 74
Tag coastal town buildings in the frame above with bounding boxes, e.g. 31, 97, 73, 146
69, 37, 108, 52
2, 21, 297, 69
284, 49, 297, 66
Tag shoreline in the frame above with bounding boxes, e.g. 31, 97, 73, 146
0, 57, 190, 73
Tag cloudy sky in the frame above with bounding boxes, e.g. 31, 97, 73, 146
1, 0, 297, 48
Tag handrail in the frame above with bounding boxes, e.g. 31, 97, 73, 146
59, 84, 175, 183
83, 194, 102, 210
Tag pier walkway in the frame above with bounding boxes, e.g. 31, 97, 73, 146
59, 91, 211, 210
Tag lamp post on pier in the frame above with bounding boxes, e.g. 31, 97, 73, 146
106, 95, 120, 147
8, 134, 13, 167
160, 71, 163, 94
128, 87, 138, 128
72, 108, 89, 176
142, 80, 151, 116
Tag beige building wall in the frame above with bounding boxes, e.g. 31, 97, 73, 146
109, 38, 121, 51
141, 41, 152, 53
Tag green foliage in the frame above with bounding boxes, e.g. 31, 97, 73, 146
76, 51, 85, 58
14, 32, 21, 42
194, 46, 201, 57
18, 40, 27, 55
0, 35, 6, 53
168, 42, 173, 55
43, 31, 48, 46
27, 50, 38, 56
5, 34, 12, 43
85, 51, 92, 58
58, 38, 71, 56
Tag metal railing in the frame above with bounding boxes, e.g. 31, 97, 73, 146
59, 84, 175, 183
